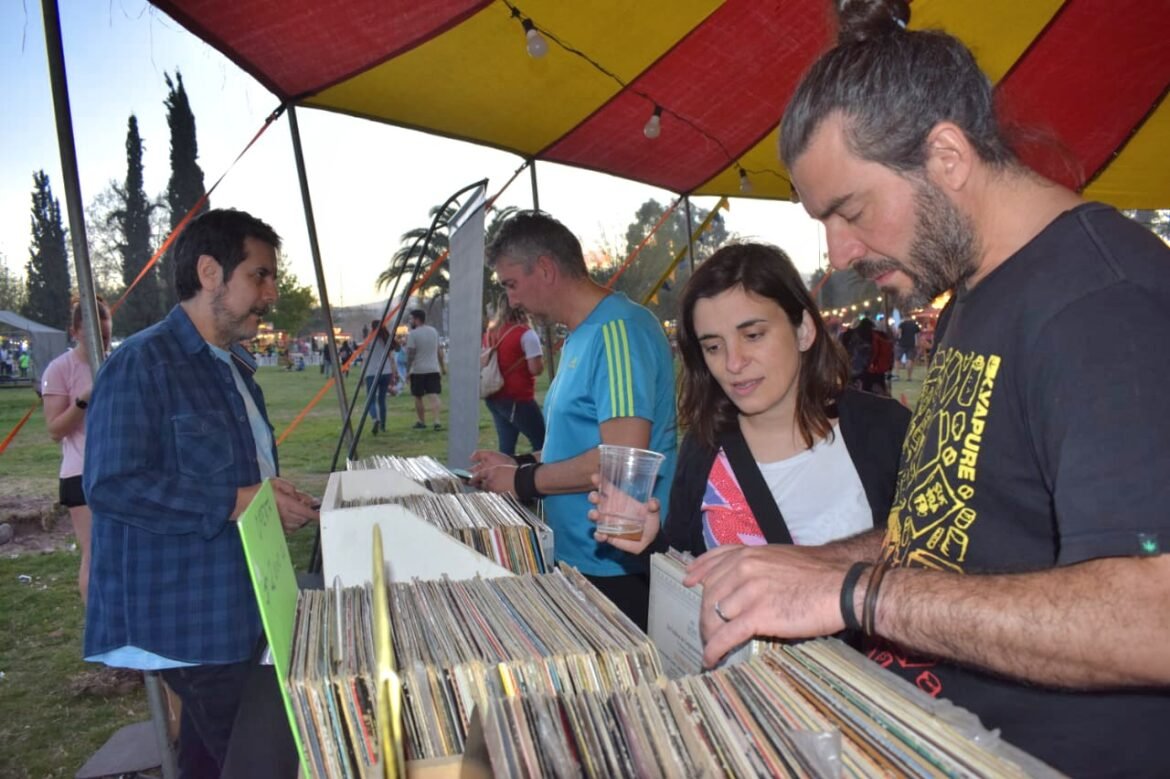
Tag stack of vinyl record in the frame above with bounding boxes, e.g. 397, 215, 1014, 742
389, 566, 662, 760
287, 585, 383, 779
468, 639, 1063, 778
335, 492, 552, 575
285, 566, 662, 771
348, 454, 463, 494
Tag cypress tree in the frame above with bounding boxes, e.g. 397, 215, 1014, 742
162, 71, 207, 309
23, 170, 71, 329
115, 115, 161, 335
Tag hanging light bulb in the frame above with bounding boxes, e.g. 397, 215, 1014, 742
521, 18, 548, 58
738, 167, 752, 194
643, 106, 662, 139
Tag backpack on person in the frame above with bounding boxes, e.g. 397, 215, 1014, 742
479, 345, 505, 398
479, 325, 522, 398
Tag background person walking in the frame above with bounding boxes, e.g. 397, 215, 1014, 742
405, 308, 445, 430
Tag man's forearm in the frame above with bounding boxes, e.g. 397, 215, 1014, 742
811, 527, 885, 564
874, 555, 1170, 688
532, 448, 598, 495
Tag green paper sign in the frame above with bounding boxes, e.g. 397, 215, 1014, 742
236, 480, 309, 775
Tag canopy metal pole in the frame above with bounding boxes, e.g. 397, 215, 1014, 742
684, 196, 696, 274
528, 159, 556, 379
287, 105, 354, 451
41, 2, 178, 776
40, 0, 102, 377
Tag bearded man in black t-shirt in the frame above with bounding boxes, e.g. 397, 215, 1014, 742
683, 2, 1170, 777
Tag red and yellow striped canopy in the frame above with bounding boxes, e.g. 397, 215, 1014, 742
153, 0, 1169, 207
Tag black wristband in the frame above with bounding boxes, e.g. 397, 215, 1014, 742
513, 463, 544, 501
514, 453, 537, 466
839, 562, 868, 632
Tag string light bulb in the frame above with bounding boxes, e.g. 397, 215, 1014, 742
738, 167, 752, 194
521, 18, 548, 58
643, 106, 662, 139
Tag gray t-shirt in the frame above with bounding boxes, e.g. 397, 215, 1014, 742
406, 324, 441, 374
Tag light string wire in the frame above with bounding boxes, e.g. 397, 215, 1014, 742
500, 1, 792, 192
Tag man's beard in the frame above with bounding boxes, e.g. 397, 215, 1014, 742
854, 179, 980, 310
211, 286, 269, 345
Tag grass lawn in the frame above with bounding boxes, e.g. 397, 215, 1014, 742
0, 362, 925, 776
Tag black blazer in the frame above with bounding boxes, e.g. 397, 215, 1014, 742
662, 389, 911, 556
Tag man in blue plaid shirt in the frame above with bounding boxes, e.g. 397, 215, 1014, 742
83, 209, 319, 776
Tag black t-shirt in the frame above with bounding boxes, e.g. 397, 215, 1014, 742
897, 319, 920, 348
875, 204, 1170, 777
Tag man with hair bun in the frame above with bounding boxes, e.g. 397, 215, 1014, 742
686, 2, 1170, 775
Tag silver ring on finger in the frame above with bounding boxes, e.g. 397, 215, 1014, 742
714, 600, 731, 623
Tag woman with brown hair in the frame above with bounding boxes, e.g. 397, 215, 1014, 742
594, 242, 909, 555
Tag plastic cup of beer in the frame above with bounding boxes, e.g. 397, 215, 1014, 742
594, 444, 666, 537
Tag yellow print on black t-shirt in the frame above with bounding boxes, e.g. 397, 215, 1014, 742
883, 347, 1001, 573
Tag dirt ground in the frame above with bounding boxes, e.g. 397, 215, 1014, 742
0, 483, 76, 557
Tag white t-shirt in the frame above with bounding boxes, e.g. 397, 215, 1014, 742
756, 423, 872, 545
520, 329, 543, 359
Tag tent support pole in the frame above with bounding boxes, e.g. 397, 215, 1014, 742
528, 159, 556, 379
287, 105, 354, 451
40, 0, 103, 378
41, 2, 178, 776
684, 196, 696, 273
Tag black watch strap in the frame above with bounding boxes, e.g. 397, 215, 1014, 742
75, 397, 88, 410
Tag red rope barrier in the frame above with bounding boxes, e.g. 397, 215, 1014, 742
0, 401, 39, 457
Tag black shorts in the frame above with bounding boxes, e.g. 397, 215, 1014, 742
59, 475, 86, 508
410, 372, 442, 397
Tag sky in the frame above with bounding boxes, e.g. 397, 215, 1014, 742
2, 1, 827, 309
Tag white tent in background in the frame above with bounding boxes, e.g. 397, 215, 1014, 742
0, 310, 67, 384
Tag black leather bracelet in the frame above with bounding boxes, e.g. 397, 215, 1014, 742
839, 561, 868, 633
863, 561, 891, 636
514, 453, 537, 467
513, 463, 544, 501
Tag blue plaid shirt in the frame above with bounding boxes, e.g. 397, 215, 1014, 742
83, 305, 277, 665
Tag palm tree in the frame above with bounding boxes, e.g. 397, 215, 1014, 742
375, 204, 455, 296
376, 203, 519, 315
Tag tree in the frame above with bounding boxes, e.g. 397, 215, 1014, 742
114, 115, 162, 335
269, 257, 317, 337
602, 199, 728, 320
376, 204, 454, 299
162, 71, 208, 310
809, 266, 879, 314
0, 252, 28, 313
84, 181, 130, 300
23, 171, 71, 329
1125, 209, 1169, 243
376, 204, 518, 313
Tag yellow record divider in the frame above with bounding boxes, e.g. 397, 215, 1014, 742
371, 524, 406, 778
